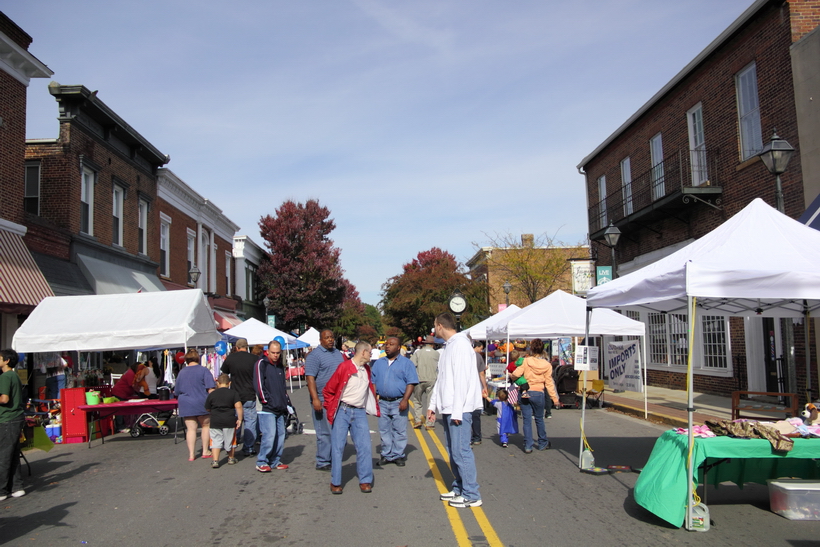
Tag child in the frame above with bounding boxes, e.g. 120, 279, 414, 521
505, 350, 530, 399
204, 374, 243, 468
490, 388, 518, 448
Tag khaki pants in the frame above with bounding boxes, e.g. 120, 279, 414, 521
410, 380, 435, 426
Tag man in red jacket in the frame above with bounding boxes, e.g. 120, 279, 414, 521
322, 341, 379, 495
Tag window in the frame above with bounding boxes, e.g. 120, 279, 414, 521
81, 167, 95, 235
647, 312, 688, 366
650, 133, 665, 200
187, 230, 196, 285
112, 185, 124, 246
641, 310, 729, 372
225, 251, 232, 297
160, 213, 171, 278
701, 315, 728, 369
138, 199, 148, 254
245, 264, 257, 302
620, 157, 633, 216
24, 163, 40, 215
737, 62, 763, 161
597, 175, 607, 229
687, 103, 709, 186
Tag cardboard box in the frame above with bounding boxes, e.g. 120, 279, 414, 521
768, 479, 820, 520
577, 369, 599, 392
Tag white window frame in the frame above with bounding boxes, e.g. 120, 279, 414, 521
687, 103, 709, 186
138, 199, 148, 255
160, 213, 172, 278
650, 133, 665, 200
597, 175, 607, 229
112, 184, 125, 247
200, 232, 210, 291
736, 62, 763, 161
81, 167, 96, 235
187, 229, 196, 286
620, 157, 633, 216
225, 251, 232, 297
25, 162, 40, 216
245, 264, 257, 302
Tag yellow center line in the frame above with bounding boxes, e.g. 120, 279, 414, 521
410, 408, 504, 547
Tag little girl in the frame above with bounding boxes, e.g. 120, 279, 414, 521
490, 388, 519, 448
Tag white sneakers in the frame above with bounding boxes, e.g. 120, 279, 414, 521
0, 490, 25, 501
439, 490, 482, 507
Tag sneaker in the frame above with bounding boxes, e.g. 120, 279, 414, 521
11, 490, 25, 498
501, 442, 508, 448
449, 497, 483, 508
0, 495, 6, 501
228, 458, 237, 465
274, 464, 289, 470
256, 464, 272, 473
524, 448, 533, 454
546, 414, 553, 419
538, 442, 552, 451
439, 490, 458, 500
211, 461, 219, 469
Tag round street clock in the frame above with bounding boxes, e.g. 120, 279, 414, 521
449, 292, 467, 315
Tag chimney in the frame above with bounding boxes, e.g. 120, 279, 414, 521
521, 234, 534, 247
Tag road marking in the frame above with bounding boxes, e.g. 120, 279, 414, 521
410, 410, 503, 547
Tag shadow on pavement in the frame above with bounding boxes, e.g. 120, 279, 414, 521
0, 501, 76, 545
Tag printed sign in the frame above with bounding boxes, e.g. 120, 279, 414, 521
574, 345, 598, 371
605, 340, 643, 392
267, 314, 276, 328
571, 260, 595, 295
597, 266, 613, 285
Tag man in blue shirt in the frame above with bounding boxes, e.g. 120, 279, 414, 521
305, 329, 344, 471
371, 336, 418, 466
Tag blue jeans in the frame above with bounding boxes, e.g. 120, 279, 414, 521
442, 412, 480, 501
45, 374, 65, 400
312, 404, 332, 468
257, 412, 286, 467
520, 391, 548, 450
377, 399, 408, 460
331, 404, 373, 486
242, 400, 258, 455
0, 418, 24, 496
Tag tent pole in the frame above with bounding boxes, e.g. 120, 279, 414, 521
642, 332, 648, 419
685, 296, 696, 530
579, 306, 592, 468
804, 301, 812, 403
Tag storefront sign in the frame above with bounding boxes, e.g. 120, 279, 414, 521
267, 314, 276, 328
571, 260, 595, 295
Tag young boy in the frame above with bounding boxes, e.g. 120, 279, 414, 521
204, 374, 243, 468
489, 387, 518, 448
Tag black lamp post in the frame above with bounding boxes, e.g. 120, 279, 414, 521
602, 222, 622, 280
757, 128, 795, 214
262, 296, 271, 325
503, 281, 512, 307
189, 264, 201, 286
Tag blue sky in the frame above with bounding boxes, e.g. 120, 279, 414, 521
6, 0, 753, 305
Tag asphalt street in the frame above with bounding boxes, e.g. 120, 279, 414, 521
3, 384, 820, 547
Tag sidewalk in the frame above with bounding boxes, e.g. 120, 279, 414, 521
600, 385, 733, 427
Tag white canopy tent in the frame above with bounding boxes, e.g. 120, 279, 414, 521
586, 198, 820, 530
297, 327, 321, 348
13, 289, 221, 352
223, 317, 297, 346
464, 305, 521, 341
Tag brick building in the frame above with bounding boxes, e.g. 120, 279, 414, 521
0, 14, 53, 348
232, 235, 266, 322
577, 0, 820, 397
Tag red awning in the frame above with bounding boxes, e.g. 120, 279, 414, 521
214, 310, 243, 330
0, 227, 53, 314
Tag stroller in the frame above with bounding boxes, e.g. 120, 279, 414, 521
553, 365, 581, 409
130, 409, 173, 438
285, 404, 304, 437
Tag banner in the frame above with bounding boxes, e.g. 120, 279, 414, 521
571, 260, 595, 295
574, 345, 598, 371
597, 266, 612, 285
605, 340, 643, 392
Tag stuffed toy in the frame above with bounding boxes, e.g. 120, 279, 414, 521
800, 403, 819, 425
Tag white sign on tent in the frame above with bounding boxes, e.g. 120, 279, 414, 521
573, 345, 598, 372
605, 341, 642, 392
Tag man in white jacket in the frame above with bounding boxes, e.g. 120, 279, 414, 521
427, 312, 483, 508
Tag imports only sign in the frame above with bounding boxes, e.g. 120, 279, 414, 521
605, 341, 643, 392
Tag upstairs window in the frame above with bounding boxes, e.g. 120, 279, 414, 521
650, 133, 665, 200
24, 163, 40, 215
597, 175, 607, 229
736, 62, 763, 161
81, 167, 95, 235
138, 199, 148, 254
620, 157, 633, 216
687, 103, 709, 186
225, 251, 232, 297
187, 230, 196, 285
112, 185, 124, 246
160, 213, 171, 278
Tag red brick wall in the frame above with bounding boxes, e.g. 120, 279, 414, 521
0, 70, 27, 225
789, 0, 820, 42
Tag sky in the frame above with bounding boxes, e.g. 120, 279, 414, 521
5, 0, 755, 306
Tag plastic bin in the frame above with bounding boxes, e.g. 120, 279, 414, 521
768, 479, 820, 520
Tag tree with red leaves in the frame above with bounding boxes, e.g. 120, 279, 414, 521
257, 199, 347, 332
381, 247, 486, 339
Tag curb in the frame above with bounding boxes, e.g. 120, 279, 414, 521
605, 400, 697, 429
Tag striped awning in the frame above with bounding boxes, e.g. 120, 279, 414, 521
0, 227, 54, 313
214, 310, 243, 330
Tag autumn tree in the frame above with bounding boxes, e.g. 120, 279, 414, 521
332, 279, 365, 339
257, 199, 347, 332
475, 232, 588, 305
381, 247, 486, 340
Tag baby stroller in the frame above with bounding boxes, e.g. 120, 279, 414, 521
130, 409, 173, 438
285, 404, 304, 437
553, 365, 581, 409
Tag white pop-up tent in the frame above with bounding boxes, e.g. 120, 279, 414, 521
297, 327, 321, 348
586, 197, 820, 529
465, 305, 521, 340
223, 317, 296, 346
13, 289, 221, 352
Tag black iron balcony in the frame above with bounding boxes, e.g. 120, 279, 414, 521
589, 148, 721, 241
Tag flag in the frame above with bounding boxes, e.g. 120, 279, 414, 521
507, 386, 519, 406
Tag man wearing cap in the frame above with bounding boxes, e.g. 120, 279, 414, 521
410, 335, 439, 429
305, 329, 344, 471
221, 338, 260, 457
371, 336, 418, 466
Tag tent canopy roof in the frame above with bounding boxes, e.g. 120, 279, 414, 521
587, 199, 820, 317
13, 289, 220, 353
486, 290, 645, 339
464, 305, 521, 341
297, 327, 321, 347
223, 317, 296, 346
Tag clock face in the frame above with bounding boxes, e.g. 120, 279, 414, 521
449, 295, 467, 314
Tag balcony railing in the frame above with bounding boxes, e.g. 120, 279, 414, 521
590, 148, 720, 232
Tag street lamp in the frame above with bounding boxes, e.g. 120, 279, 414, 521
502, 281, 512, 306
602, 222, 622, 279
189, 264, 201, 285
757, 128, 795, 214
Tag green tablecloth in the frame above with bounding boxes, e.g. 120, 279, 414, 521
634, 429, 820, 527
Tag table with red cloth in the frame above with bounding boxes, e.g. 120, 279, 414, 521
78, 399, 179, 448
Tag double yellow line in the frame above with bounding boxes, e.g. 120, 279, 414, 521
409, 411, 503, 547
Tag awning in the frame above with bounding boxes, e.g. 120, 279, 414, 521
0, 225, 54, 314
77, 254, 165, 294
799, 192, 820, 230
214, 310, 243, 330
